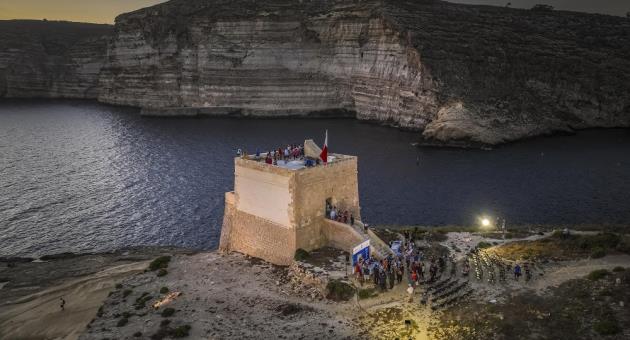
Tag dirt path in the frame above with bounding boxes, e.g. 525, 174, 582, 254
0, 261, 149, 340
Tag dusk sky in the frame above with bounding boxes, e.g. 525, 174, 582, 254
0, 0, 627, 24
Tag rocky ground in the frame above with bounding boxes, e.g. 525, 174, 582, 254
80, 252, 359, 340
0, 248, 194, 340
1, 230, 629, 339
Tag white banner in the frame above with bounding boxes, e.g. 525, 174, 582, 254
353, 240, 370, 254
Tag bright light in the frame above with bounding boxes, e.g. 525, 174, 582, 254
481, 218, 490, 227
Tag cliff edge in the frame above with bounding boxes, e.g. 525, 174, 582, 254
2, 1, 629, 145
0, 20, 112, 99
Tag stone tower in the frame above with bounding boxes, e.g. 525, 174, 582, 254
219, 150, 363, 265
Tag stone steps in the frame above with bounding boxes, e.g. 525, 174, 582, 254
351, 221, 395, 259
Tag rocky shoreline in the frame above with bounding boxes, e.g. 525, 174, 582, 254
2, 0, 629, 146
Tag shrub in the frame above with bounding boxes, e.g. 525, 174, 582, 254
122, 311, 131, 318
612, 266, 625, 272
326, 280, 355, 301
477, 241, 492, 249
133, 332, 142, 338
123, 289, 133, 298
161, 308, 176, 317
579, 233, 621, 251
96, 306, 104, 317
588, 269, 610, 281
591, 247, 606, 259
172, 325, 192, 338
115, 283, 123, 289
161, 319, 172, 327
593, 318, 621, 335
294, 249, 310, 261
531, 4, 554, 12
599, 288, 614, 296
135, 293, 152, 304
160, 286, 169, 294
116, 318, 128, 327
157, 269, 168, 277
151, 327, 170, 340
358, 288, 377, 299
149, 256, 171, 271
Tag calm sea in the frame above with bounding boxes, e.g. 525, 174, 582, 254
1, 100, 629, 256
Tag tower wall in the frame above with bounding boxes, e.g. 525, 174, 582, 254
220, 154, 362, 265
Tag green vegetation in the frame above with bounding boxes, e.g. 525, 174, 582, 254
133, 332, 142, 338
116, 318, 128, 327
122, 311, 131, 318
358, 287, 377, 299
612, 266, 625, 272
96, 306, 104, 318
157, 269, 168, 277
531, 4, 554, 12
160, 286, 169, 294
576, 233, 621, 252
149, 256, 171, 271
134, 292, 153, 310
161, 319, 171, 327
496, 232, 629, 261
477, 241, 492, 249
593, 318, 621, 335
172, 325, 192, 338
326, 280, 355, 301
115, 283, 123, 289
587, 269, 610, 281
123, 289, 133, 298
151, 323, 192, 340
590, 247, 606, 258
294, 248, 310, 261
161, 308, 176, 317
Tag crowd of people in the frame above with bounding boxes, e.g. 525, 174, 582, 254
354, 256, 404, 291
259, 144, 305, 165
352, 238, 451, 296
326, 203, 355, 226
237, 144, 307, 166
352, 235, 531, 300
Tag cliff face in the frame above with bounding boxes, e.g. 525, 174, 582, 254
385, 1, 630, 143
98, 0, 437, 130
3, 1, 630, 145
0, 20, 112, 99
98, 0, 630, 144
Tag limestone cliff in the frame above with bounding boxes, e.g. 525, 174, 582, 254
3, 1, 630, 145
0, 20, 112, 99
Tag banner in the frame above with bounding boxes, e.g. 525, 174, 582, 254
352, 240, 370, 265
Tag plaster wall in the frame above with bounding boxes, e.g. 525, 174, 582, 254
234, 162, 292, 228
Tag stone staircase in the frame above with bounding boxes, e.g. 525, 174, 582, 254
352, 220, 395, 259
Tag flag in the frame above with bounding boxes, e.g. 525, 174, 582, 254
320, 130, 328, 164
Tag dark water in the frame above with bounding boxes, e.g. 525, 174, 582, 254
1, 100, 630, 256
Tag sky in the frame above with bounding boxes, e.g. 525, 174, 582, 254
0, 0, 627, 24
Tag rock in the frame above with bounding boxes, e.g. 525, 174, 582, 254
2, 1, 629, 145
0, 20, 111, 99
